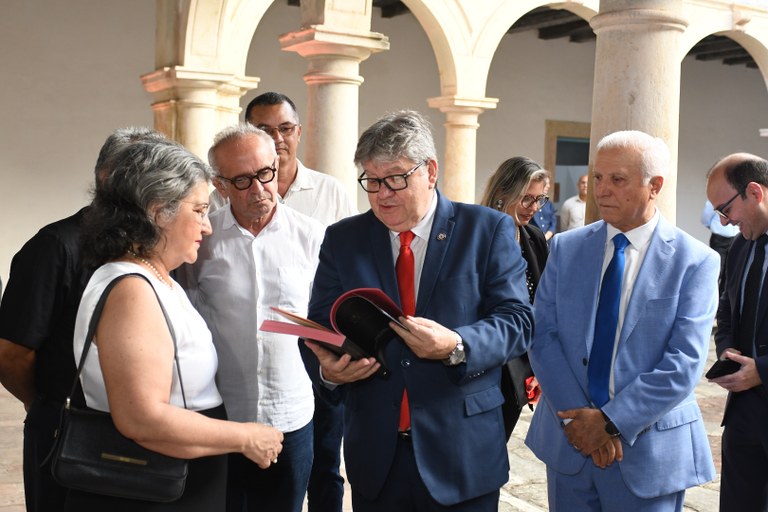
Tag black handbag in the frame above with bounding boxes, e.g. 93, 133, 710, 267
500, 355, 534, 438
50, 273, 189, 502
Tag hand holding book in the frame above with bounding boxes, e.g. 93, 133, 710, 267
260, 288, 405, 377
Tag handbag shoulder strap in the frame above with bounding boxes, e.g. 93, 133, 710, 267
69, 272, 187, 409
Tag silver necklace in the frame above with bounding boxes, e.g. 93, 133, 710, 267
128, 250, 173, 289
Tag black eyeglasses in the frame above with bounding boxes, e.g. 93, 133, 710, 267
357, 160, 427, 193
714, 190, 743, 220
256, 124, 299, 138
520, 194, 549, 209
217, 161, 277, 191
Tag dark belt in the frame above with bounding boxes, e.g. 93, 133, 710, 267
398, 429, 412, 440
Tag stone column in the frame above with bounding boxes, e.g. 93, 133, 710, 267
427, 96, 498, 203
587, 0, 687, 224
141, 67, 260, 160
281, 28, 388, 200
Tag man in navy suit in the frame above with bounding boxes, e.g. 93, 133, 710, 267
706, 153, 768, 511
526, 130, 718, 511
301, 110, 534, 511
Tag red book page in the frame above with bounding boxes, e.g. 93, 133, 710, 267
260, 307, 346, 347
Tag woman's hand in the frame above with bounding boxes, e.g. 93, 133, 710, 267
242, 423, 284, 469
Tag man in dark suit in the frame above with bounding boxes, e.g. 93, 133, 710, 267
301, 110, 534, 511
706, 152, 768, 512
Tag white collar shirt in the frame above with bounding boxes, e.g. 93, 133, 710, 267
181, 204, 324, 431
280, 160, 358, 227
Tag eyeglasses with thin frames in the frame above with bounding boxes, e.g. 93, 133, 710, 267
520, 194, 549, 209
256, 124, 299, 139
714, 190, 743, 220
217, 160, 278, 191
180, 201, 210, 223
357, 160, 427, 193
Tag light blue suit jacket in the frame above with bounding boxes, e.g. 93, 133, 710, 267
525, 217, 718, 499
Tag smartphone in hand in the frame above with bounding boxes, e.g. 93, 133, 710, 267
705, 358, 741, 379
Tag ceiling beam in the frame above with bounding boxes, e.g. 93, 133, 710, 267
569, 27, 596, 43
509, 9, 579, 34
538, 20, 591, 40
695, 48, 750, 61
723, 55, 757, 66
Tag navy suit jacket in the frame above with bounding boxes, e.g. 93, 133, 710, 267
525, 217, 717, 499
716, 235, 768, 424
303, 192, 534, 505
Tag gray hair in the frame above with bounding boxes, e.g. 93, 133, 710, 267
354, 110, 437, 167
208, 123, 275, 173
481, 156, 548, 216
82, 139, 214, 265
94, 127, 167, 180
596, 130, 669, 183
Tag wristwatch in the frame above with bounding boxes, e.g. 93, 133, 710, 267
443, 332, 466, 366
601, 410, 620, 438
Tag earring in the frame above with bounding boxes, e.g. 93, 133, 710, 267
495, 199, 504, 210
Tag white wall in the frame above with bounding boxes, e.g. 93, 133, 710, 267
0, 1, 155, 284
679, 56, 768, 241
1, 0, 767, 285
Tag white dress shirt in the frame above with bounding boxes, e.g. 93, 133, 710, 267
181, 204, 324, 431
602, 209, 660, 398
560, 195, 586, 231
281, 161, 357, 226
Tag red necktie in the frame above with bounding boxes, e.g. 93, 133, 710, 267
396, 231, 415, 431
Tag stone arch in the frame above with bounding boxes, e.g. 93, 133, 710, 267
401, 0, 598, 98
159, 0, 274, 73
679, 3, 768, 89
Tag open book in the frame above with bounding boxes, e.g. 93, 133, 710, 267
259, 288, 405, 377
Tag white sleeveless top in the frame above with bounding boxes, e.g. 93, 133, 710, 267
73, 261, 222, 412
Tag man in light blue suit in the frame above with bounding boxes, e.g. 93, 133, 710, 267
301, 110, 534, 511
525, 130, 718, 511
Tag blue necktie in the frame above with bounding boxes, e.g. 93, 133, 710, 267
588, 233, 630, 407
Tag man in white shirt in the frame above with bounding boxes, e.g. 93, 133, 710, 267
180, 124, 324, 512
559, 174, 588, 231
244, 91, 357, 512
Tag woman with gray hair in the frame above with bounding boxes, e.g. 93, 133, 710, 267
481, 156, 550, 440
65, 139, 283, 511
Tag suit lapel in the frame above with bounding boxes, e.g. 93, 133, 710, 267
416, 193, 454, 315
367, 212, 401, 305
619, 218, 675, 345
729, 237, 751, 343
576, 223, 607, 355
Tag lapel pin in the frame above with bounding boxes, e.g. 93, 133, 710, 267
437, 232, 447, 241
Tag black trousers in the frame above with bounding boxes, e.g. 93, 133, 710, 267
24, 397, 69, 512
721, 388, 768, 512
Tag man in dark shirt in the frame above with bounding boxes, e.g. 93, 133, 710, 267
0, 127, 165, 512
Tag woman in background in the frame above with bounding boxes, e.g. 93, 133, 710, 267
481, 156, 550, 440
66, 138, 283, 511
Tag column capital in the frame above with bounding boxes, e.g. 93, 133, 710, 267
427, 95, 499, 115
590, 9, 688, 34
140, 66, 260, 159
141, 66, 260, 107
280, 25, 389, 61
